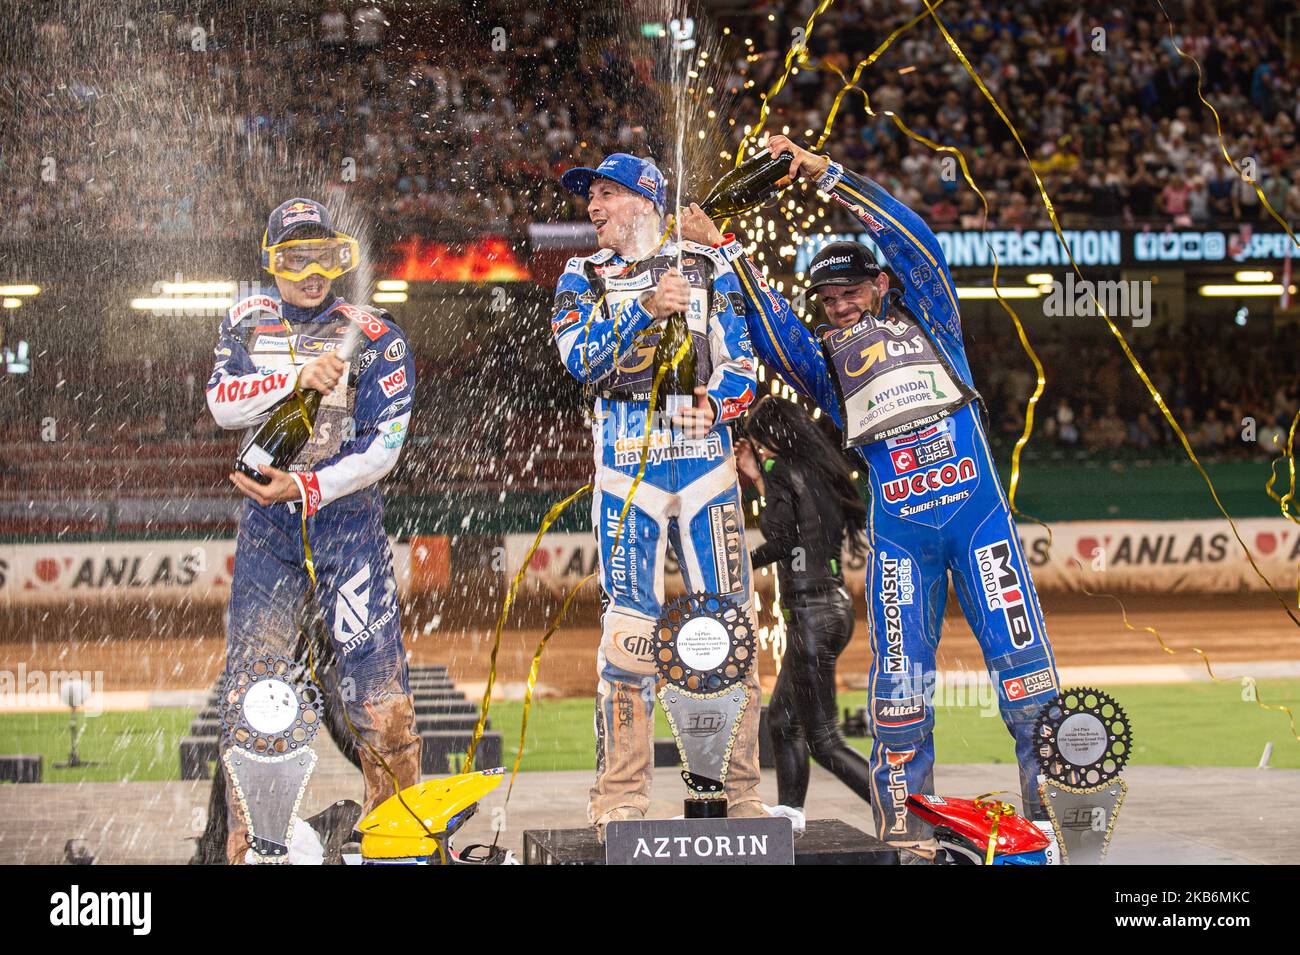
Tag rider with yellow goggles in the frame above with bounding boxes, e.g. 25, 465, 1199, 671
261, 198, 360, 284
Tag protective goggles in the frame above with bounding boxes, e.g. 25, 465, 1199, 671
261, 232, 360, 281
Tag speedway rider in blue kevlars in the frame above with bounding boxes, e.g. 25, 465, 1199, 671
554, 153, 765, 832
206, 197, 420, 864
682, 136, 1060, 861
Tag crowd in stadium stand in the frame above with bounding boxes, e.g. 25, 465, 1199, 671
2, 1, 1296, 481
5, 1, 1299, 239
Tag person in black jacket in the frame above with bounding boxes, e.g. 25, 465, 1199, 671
739, 395, 874, 815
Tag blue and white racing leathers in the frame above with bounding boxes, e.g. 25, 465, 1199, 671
207, 293, 419, 862
722, 162, 1060, 849
552, 240, 762, 821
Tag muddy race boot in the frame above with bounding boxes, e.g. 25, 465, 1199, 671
727, 800, 772, 819
303, 800, 363, 865
594, 806, 646, 845
723, 670, 764, 812
589, 671, 656, 827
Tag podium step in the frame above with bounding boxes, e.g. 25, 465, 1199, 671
522, 819, 896, 865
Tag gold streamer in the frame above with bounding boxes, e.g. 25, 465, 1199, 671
973, 791, 1014, 865
1267, 409, 1300, 524
916, 0, 1299, 629
576, 220, 676, 395
732, 0, 838, 170
462, 482, 593, 772
1070, 559, 1299, 742
807, 65, 1052, 540
1151, 1, 1300, 613
474, 234, 701, 773
807, 0, 950, 152
1153, 0, 1300, 246
1264, 408, 1300, 607
505, 571, 598, 804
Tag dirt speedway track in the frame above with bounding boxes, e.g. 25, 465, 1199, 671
4, 592, 1297, 697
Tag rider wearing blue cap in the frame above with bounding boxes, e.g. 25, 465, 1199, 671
554, 153, 765, 832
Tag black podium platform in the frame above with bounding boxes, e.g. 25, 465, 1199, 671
522, 819, 897, 865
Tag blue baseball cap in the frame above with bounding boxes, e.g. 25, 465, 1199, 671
561, 154, 667, 214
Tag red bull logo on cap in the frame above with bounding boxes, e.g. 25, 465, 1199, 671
282, 201, 323, 227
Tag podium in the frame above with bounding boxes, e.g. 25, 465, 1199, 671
522, 819, 897, 865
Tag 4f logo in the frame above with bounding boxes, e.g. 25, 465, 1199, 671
334, 565, 371, 642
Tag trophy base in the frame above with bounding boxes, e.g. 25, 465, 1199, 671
684, 798, 727, 819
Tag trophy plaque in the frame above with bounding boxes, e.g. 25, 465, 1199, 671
1035, 687, 1132, 865
220, 655, 323, 863
653, 592, 755, 818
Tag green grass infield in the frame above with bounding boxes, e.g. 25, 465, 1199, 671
0, 679, 1295, 783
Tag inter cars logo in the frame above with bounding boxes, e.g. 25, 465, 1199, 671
1002, 668, 1056, 701
880, 457, 976, 502
975, 540, 1035, 649
886, 424, 956, 474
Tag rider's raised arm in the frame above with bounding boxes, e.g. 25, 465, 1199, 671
817, 162, 964, 351
714, 234, 843, 430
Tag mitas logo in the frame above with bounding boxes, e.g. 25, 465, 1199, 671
974, 540, 1034, 649
880, 456, 975, 502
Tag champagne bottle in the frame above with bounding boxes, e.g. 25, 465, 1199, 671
648, 145, 798, 417
696, 142, 799, 219
651, 307, 697, 413
234, 324, 362, 484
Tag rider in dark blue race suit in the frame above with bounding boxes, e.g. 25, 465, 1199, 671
683, 137, 1059, 858
207, 198, 420, 863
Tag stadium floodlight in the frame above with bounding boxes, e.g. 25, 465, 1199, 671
2, 298, 21, 309
158, 281, 238, 294
1197, 284, 1283, 297
0, 284, 41, 296
130, 297, 234, 311
1233, 270, 1273, 283
372, 291, 407, 304
375, 280, 409, 292
956, 287, 1042, 299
